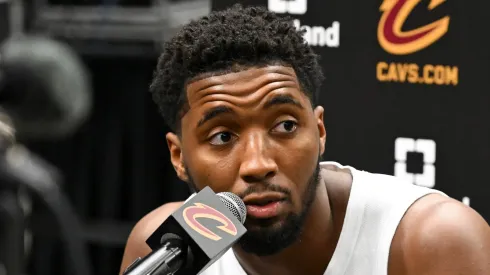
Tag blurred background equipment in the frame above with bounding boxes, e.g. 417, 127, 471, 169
0, 35, 91, 140
31, 0, 209, 57
1, 1, 94, 274
19, 0, 208, 274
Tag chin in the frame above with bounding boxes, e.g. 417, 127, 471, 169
245, 215, 288, 230
237, 216, 302, 256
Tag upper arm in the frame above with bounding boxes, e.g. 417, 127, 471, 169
391, 195, 490, 275
119, 202, 183, 275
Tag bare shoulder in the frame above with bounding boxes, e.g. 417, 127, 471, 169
389, 193, 490, 275
119, 201, 184, 275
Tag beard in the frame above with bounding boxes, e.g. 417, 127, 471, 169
235, 160, 321, 256
183, 158, 322, 256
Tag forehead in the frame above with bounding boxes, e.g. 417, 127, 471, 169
185, 66, 304, 107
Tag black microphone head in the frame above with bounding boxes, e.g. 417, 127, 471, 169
160, 233, 185, 251
160, 232, 183, 244
217, 192, 246, 224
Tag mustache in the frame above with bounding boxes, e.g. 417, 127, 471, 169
236, 183, 292, 201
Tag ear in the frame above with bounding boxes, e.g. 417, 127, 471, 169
166, 132, 189, 182
314, 106, 326, 155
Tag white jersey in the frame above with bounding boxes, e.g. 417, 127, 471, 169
200, 162, 446, 275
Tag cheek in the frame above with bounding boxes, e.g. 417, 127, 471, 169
184, 146, 238, 193
277, 131, 319, 207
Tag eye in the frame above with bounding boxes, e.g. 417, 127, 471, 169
272, 120, 298, 133
209, 132, 236, 146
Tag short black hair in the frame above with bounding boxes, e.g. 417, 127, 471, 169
149, 4, 324, 133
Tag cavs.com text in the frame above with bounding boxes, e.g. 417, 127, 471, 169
376, 62, 459, 86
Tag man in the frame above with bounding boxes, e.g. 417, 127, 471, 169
120, 4, 490, 275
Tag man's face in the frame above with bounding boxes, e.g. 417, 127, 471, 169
166, 65, 326, 256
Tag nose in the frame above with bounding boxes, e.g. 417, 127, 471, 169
239, 132, 278, 183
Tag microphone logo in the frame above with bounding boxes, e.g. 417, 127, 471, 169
182, 203, 238, 241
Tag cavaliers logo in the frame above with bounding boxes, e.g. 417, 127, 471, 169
182, 203, 238, 241
378, 0, 450, 55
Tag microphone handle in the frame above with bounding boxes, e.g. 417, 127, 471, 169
124, 242, 184, 275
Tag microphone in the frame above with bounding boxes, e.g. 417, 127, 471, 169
123, 186, 247, 275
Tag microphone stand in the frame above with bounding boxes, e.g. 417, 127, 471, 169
123, 242, 184, 275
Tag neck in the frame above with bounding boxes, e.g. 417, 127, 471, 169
233, 181, 339, 275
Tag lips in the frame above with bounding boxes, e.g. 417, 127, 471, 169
243, 193, 286, 219
243, 192, 285, 205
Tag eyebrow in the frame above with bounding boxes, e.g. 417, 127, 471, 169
197, 105, 234, 128
196, 94, 303, 128
263, 94, 304, 110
